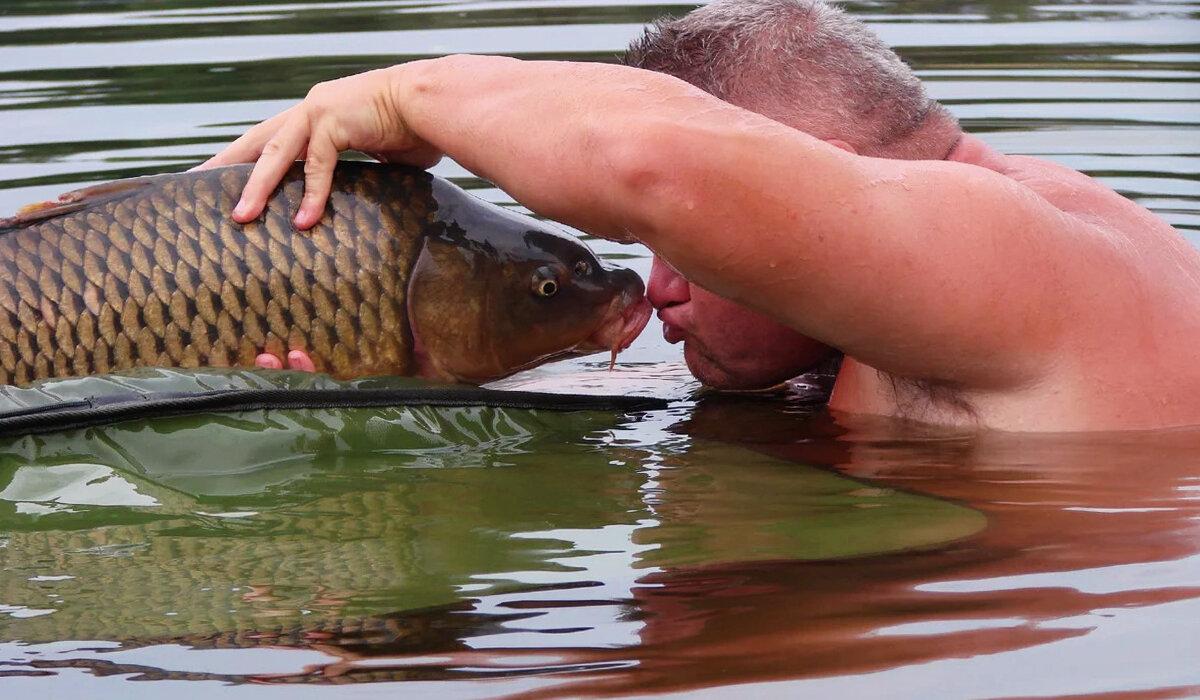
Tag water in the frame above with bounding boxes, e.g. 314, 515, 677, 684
1, 0, 1199, 697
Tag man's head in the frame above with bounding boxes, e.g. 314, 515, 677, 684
626, 0, 960, 390
625, 0, 960, 159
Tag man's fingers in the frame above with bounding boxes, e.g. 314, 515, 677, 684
294, 136, 339, 230
194, 134, 257, 171
232, 121, 311, 223
195, 111, 292, 171
232, 157, 287, 223
286, 350, 316, 372
254, 350, 315, 372
255, 353, 284, 370
196, 133, 260, 171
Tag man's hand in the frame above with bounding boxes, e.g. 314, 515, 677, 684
255, 350, 317, 373
197, 66, 443, 229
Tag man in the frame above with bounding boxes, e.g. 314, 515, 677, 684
205, 0, 1200, 431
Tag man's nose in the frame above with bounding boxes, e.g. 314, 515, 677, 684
647, 257, 690, 310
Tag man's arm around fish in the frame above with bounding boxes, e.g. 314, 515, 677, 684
203, 55, 1200, 431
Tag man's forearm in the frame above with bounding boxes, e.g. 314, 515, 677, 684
387, 55, 773, 243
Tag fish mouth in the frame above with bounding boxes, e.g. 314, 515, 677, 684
578, 293, 652, 359
416, 292, 652, 385
482, 295, 651, 382
616, 296, 653, 352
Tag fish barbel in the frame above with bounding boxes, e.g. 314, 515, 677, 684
0, 162, 651, 385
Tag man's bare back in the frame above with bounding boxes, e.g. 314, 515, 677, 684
829, 134, 1200, 429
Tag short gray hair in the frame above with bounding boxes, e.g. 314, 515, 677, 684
625, 0, 958, 159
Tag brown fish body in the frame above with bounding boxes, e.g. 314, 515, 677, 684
0, 162, 650, 385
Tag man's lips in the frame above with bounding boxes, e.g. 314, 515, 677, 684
657, 306, 686, 344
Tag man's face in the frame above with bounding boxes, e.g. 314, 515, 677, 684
648, 257, 833, 390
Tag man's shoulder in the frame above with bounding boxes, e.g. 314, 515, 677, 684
951, 136, 1163, 233
948, 136, 1118, 219
1000, 155, 1115, 205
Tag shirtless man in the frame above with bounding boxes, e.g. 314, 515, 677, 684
205, 0, 1200, 431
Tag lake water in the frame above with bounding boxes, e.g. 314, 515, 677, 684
1, 0, 1199, 698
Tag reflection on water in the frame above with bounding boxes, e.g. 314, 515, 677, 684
0, 0, 1199, 697
0, 371, 983, 645
1, 382, 1198, 698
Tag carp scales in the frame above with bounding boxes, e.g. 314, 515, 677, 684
0, 162, 651, 385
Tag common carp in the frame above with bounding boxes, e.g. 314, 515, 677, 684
0, 162, 651, 385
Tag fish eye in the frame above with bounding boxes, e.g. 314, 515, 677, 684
574, 260, 591, 277
533, 272, 559, 297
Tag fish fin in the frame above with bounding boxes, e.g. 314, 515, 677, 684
0, 177, 157, 232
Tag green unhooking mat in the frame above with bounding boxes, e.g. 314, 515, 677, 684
0, 368, 985, 649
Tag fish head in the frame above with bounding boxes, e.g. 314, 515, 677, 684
407, 208, 650, 385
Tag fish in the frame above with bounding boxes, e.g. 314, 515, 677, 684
0, 162, 651, 385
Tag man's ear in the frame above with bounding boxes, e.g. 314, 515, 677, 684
825, 139, 858, 154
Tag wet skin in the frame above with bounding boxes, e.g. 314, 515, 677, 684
647, 257, 832, 390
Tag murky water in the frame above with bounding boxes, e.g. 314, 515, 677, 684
1, 0, 1199, 697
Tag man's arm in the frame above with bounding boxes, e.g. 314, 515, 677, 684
204, 55, 1113, 391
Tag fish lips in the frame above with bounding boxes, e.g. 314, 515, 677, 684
577, 289, 653, 356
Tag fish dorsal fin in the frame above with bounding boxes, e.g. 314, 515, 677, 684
0, 176, 157, 232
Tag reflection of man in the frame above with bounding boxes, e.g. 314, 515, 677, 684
211, 0, 1200, 431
